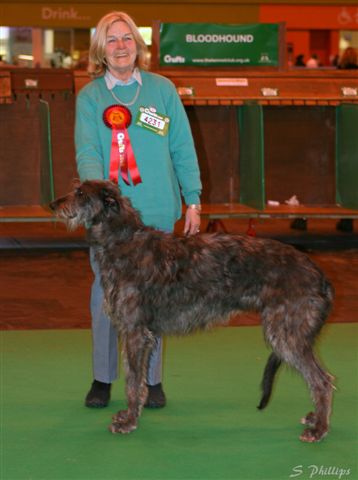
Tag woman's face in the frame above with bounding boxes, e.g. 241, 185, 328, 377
104, 21, 137, 79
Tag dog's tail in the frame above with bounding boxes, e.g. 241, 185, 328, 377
257, 352, 282, 410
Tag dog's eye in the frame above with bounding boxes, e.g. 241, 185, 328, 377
75, 188, 84, 197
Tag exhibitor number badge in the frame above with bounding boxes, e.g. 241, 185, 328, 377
135, 106, 170, 136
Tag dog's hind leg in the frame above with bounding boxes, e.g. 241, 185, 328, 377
270, 342, 333, 443
262, 305, 334, 443
110, 328, 155, 434
294, 350, 334, 443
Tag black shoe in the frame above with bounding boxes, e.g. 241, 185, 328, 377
336, 219, 353, 233
85, 380, 111, 408
290, 218, 307, 231
144, 383, 166, 409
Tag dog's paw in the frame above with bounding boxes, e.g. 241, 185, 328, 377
300, 411, 316, 427
109, 419, 137, 434
109, 410, 137, 434
299, 427, 328, 443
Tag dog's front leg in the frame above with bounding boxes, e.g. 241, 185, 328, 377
110, 328, 154, 434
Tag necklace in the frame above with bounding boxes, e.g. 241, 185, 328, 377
110, 83, 141, 107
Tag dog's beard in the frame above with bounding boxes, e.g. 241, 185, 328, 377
54, 204, 84, 231
66, 216, 82, 231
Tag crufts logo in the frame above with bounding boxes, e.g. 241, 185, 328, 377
163, 54, 185, 63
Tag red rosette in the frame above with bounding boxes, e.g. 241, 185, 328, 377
103, 105, 132, 129
104, 104, 142, 186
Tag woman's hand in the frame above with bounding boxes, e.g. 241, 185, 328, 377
184, 205, 201, 236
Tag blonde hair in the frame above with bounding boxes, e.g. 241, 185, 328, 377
88, 11, 149, 78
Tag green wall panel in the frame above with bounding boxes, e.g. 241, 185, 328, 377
39, 100, 55, 206
336, 104, 358, 209
237, 103, 265, 210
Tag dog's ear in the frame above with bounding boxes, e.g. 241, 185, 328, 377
101, 187, 119, 212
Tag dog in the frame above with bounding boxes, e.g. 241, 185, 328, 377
50, 179, 335, 442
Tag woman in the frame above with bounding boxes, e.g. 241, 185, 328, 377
75, 12, 202, 408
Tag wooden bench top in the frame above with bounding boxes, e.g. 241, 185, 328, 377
201, 203, 358, 219
1, 203, 357, 223
73, 69, 358, 106
0, 205, 55, 222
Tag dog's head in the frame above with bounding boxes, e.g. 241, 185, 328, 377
49, 180, 139, 230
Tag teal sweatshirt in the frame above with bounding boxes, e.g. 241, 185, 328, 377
75, 70, 202, 231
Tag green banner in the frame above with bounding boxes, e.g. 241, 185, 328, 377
159, 23, 279, 67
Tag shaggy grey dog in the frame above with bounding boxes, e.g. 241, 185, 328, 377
50, 179, 335, 442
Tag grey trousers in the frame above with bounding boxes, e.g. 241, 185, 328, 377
90, 250, 163, 385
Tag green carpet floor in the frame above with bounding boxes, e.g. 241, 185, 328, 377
1, 325, 357, 480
